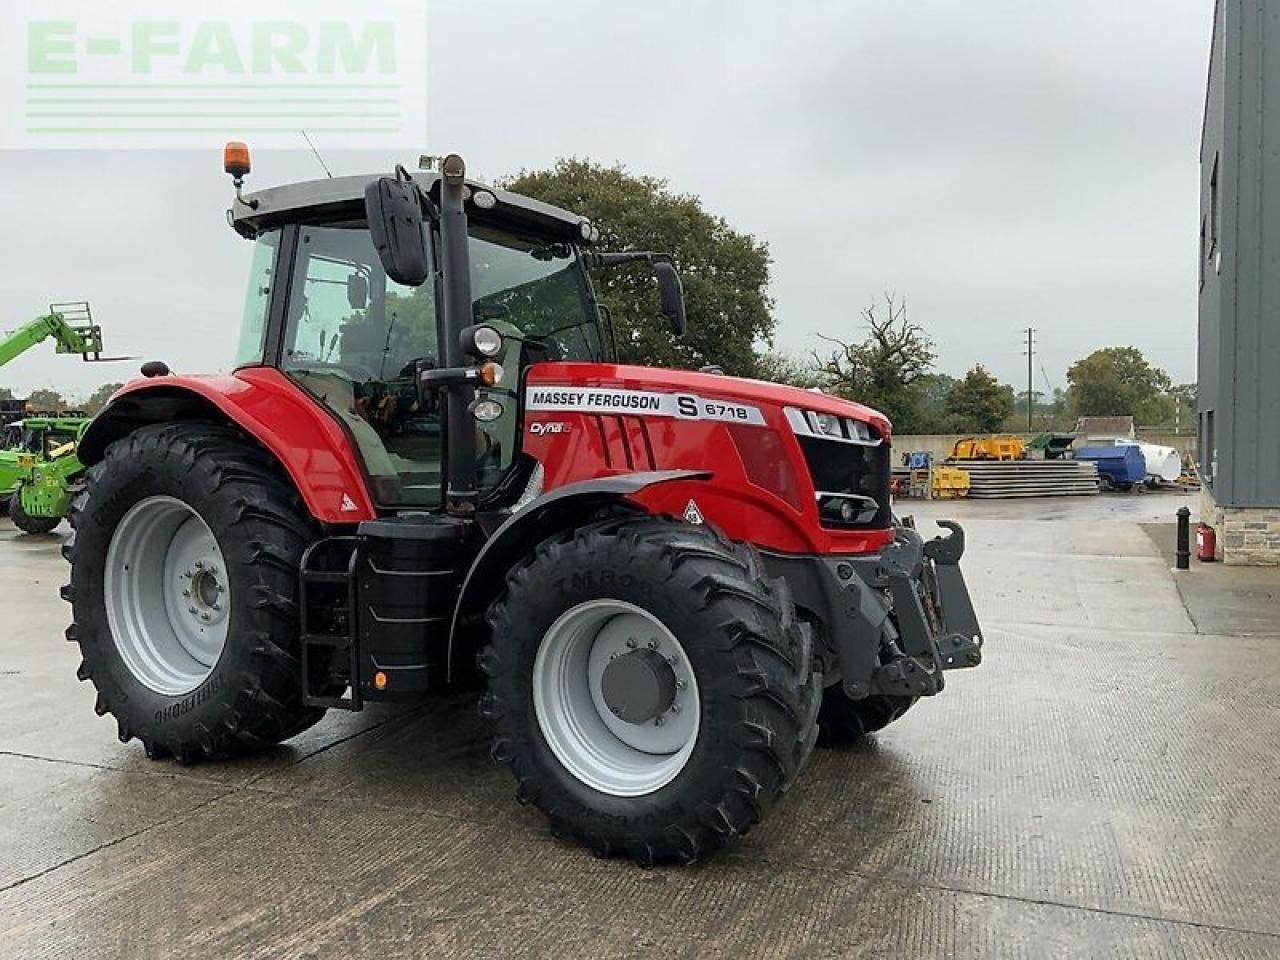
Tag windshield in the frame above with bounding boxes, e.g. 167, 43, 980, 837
469, 225, 603, 362
251, 217, 603, 510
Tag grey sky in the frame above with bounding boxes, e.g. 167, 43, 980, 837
0, 0, 1212, 402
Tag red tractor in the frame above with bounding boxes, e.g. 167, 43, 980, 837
64, 147, 983, 863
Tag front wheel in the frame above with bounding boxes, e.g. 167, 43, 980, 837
817, 686, 917, 744
481, 516, 820, 864
64, 423, 325, 761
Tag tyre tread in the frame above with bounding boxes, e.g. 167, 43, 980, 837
64, 422, 324, 762
482, 514, 820, 863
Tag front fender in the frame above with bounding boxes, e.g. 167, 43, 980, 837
446, 469, 710, 678
80, 368, 377, 523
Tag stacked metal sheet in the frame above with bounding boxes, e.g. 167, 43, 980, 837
949, 459, 1100, 498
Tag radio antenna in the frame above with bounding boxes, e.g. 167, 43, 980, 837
301, 130, 334, 179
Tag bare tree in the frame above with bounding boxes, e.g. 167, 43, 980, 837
813, 293, 936, 431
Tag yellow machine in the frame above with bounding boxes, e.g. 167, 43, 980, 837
949, 435, 1026, 461
931, 466, 971, 499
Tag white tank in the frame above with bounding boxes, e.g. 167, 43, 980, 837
1136, 443, 1182, 483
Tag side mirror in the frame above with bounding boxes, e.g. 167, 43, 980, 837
347, 273, 369, 309
364, 169, 429, 287
653, 261, 687, 337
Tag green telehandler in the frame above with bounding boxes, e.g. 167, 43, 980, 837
0, 303, 123, 533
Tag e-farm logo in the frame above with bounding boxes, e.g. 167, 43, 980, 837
1, 1, 426, 149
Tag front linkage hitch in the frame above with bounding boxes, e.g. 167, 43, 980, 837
772, 520, 984, 702
872, 522, 984, 697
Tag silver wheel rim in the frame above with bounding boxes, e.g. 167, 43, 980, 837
104, 496, 230, 696
532, 599, 700, 797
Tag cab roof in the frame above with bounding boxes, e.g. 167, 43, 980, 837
229, 171, 590, 242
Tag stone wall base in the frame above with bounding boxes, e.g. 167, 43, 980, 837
1200, 486, 1280, 565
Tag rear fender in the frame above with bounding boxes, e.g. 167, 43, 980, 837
446, 469, 709, 679
78, 369, 377, 523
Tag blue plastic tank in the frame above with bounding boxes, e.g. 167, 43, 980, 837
1074, 444, 1146, 489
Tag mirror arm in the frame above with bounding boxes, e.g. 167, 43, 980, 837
420, 365, 487, 388
437, 154, 478, 515
586, 251, 672, 269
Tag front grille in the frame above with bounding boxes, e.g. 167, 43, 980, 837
797, 435, 892, 529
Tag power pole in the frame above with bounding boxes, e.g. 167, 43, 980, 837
1024, 328, 1035, 431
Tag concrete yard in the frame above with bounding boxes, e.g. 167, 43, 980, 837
2, 491, 1278, 959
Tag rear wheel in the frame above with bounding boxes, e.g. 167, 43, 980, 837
63, 423, 325, 761
10, 488, 60, 534
481, 516, 820, 864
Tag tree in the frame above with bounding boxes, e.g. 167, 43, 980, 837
753, 351, 822, 388
83, 382, 124, 415
1065, 347, 1174, 425
914, 372, 960, 433
26, 389, 65, 412
947, 365, 1015, 434
1013, 386, 1070, 431
503, 160, 774, 376
813, 293, 937, 432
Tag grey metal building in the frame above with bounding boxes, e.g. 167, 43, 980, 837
1198, 0, 1280, 564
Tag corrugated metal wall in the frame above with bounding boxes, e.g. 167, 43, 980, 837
1199, 0, 1280, 508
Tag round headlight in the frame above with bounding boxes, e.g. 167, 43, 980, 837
471, 398, 504, 422
472, 189, 497, 210
578, 220, 594, 241
471, 325, 504, 357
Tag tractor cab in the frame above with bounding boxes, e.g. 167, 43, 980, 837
230, 161, 614, 512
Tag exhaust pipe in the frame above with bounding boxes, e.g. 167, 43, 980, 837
438, 154, 477, 515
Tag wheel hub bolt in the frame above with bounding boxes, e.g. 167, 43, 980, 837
654, 716, 664, 726
669, 703, 680, 714
647, 640, 658, 650
188, 606, 197, 614
675, 679, 685, 689
625, 638, 637, 649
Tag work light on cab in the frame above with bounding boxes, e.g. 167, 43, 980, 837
462, 324, 504, 359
